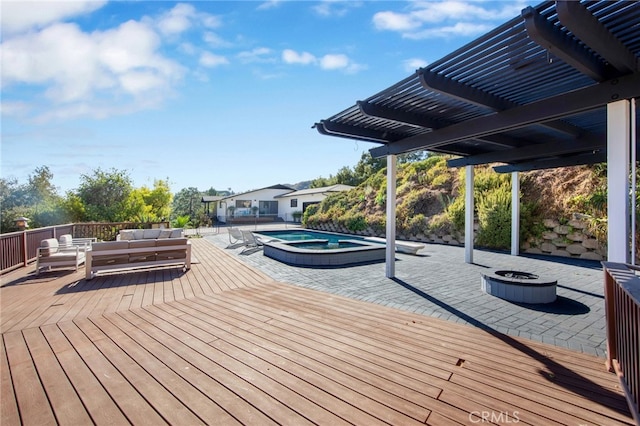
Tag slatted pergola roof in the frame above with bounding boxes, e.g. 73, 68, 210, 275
314, 0, 640, 172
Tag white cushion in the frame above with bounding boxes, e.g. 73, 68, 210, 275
119, 230, 135, 240
59, 234, 73, 248
143, 229, 161, 239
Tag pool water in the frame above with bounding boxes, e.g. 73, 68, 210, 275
257, 230, 365, 244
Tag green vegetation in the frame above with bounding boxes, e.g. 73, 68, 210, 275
302, 153, 619, 252
0, 166, 225, 233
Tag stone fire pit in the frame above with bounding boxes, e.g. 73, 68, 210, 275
481, 269, 557, 304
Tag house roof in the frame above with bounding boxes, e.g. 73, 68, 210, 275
314, 0, 640, 173
201, 196, 223, 203
275, 184, 355, 198
217, 184, 296, 201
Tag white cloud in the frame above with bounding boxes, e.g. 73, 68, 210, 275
203, 32, 232, 48
238, 47, 274, 63
320, 54, 348, 70
373, 1, 527, 39
156, 3, 195, 35
282, 49, 317, 65
403, 58, 429, 73
257, 0, 284, 11
281, 49, 364, 73
313, 0, 362, 18
1, 17, 185, 120
372, 11, 421, 31
405, 22, 493, 39
0, 0, 107, 34
199, 51, 229, 67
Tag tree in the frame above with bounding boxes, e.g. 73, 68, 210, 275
172, 187, 203, 220
76, 168, 133, 222
128, 179, 173, 222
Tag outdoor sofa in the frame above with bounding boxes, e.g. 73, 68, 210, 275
86, 228, 191, 279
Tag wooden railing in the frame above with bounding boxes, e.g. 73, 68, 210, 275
603, 262, 640, 425
0, 222, 169, 275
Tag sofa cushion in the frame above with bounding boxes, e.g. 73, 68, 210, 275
170, 228, 183, 238
58, 234, 73, 248
119, 230, 135, 240
40, 238, 59, 257
48, 252, 85, 262
143, 229, 161, 239
158, 229, 173, 239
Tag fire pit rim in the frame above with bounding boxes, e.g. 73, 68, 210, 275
481, 269, 557, 287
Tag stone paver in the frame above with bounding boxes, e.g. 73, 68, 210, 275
196, 224, 607, 356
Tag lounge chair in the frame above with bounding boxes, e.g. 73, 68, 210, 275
35, 238, 86, 275
228, 227, 243, 244
240, 230, 261, 252
239, 230, 279, 253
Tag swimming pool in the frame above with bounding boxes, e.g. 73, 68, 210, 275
256, 229, 365, 244
257, 230, 385, 267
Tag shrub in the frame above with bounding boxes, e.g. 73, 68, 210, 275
476, 188, 511, 249
344, 214, 368, 232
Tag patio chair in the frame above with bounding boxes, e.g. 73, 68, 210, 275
35, 238, 86, 275
58, 234, 94, 253
240, 230, 278, 253
228, 227, 243, 244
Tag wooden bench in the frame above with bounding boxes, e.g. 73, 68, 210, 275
364, 237, 425, 255
86, 238, 191, 280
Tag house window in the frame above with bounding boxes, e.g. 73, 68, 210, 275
290, 199, 298, 208
259, 201, 278, 216
235, 200, 251, 208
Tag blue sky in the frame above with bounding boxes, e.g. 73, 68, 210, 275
1, 0, 527, 194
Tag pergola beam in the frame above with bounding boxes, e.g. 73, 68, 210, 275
522, 6, 612, 81
420, 69, 591, 139
316, 120, 394, 144
419, 70, 512, 111
358, 100, 528, 149
556, 1, 638, 75
447, 133, 603, 167
493, 151, 607, 173
357, 101, 439, 129
369, 72, 640, 158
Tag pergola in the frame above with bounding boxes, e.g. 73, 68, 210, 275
315, 0, 639, 278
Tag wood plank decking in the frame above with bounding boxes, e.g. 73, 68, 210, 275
1, 239, 633, 425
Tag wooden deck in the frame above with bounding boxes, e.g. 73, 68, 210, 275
1, 239, 633, 425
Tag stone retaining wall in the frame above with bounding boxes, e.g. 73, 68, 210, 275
307, 216, 610, 261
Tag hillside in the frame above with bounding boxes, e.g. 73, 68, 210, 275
303, 155, 613, 255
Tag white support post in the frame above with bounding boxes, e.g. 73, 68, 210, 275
632, 98, 637, 265
465, 165, 474, 264
511, 171, 520, 256
386, 155, 397, 278
607, 100, 631, 263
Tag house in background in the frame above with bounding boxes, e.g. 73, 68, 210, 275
214, 184, 354, 223
276, 184, 354, 221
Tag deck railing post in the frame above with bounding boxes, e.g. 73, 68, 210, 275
21, 231, 28, 267
604, 268, 617, 372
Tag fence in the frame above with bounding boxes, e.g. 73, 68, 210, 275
0, 222, 169, 274
603, 262, 640, 424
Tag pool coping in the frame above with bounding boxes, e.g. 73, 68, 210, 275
263, 239, 386, 267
